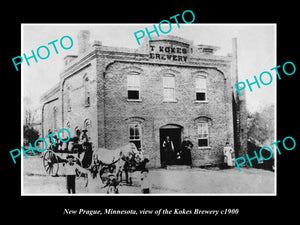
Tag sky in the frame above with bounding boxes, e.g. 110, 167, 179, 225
22, 24, 276, 114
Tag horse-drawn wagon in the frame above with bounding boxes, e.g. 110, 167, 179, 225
42, 131, 148, 185
42, 131, 93, 177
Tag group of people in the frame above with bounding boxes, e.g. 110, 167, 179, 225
59, 128, 153, 194
162, 136, 193, 167
162, 136, 235, 168
64, 154, 152, 194
63, 133, 235, 194
47, 128, 90, 153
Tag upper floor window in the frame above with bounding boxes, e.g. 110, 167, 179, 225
195, 76, 207, 101
127, 74, 140, 100
65, 84, 71, 112
53, 107, 57, 131
163, 75, 175, 101
83, 76, 90, 106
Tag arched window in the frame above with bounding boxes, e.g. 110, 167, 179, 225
53, 106, 57, 131
125, 116, 144, 151
197, 122, 209, 147
129, 123, 142, 150
83, 75, 90, 106
194, 116, 212, 148
65, 84, 71, 112
83, 119, 91, 131
74, 126, 81, 138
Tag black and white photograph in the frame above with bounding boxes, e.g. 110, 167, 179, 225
21, 24, 276, 195
3, 5, 298, 221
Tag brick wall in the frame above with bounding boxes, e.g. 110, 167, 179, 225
102, 61, 234, 167
40, 34, 238, 169
42, 97, 61, 136
61, 60, 98, 149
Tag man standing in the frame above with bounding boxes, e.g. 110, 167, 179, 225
162, 136, 174, 165
65, 155, 77, 194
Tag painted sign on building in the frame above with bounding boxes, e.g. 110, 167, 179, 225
148, 40, 190, 62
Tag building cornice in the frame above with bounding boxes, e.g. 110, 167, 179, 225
40, 83, 60, 103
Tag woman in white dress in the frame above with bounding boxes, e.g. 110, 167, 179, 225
223, 142, 234, 168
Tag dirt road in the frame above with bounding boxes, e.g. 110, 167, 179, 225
22, 155, 275, 195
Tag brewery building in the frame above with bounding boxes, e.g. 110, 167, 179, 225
41, 30, 247, 168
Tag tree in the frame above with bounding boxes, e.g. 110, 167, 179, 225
23, 97, 41, 147
23, 97, 40, 126
247, 104, 275, 146
23, 125, 40, 146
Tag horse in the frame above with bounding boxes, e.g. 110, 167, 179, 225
117, 150, 149, 185
92, 143, 145, 185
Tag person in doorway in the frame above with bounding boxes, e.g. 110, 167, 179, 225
223, 142, 234, 168
181, 136, 193, 167
162, 136, 174, 165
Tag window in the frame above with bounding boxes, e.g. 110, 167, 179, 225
163, 75, 175, 101
83, 119, 91, 131
65, 85, 71, 112
75, 126, 81, 138
197, 122, 209, 147
129, 123, 141, 150
84, 76, 90, 106
53, 107, 57, 131
127, 74, 140, 100
195, 76, 207, 101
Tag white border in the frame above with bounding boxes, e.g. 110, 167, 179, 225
21, 23, 277, 196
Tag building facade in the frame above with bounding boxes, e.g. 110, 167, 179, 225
41, 30, 246, 168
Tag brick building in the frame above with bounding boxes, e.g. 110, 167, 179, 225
41, 30, 247, 168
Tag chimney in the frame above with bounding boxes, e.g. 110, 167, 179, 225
232, 39, 238, 87
232, 38, 240, 100
77, 30, 90, 54
231, 37, 248, 159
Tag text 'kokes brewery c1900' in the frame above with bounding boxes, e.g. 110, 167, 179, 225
41, 30, 247, 168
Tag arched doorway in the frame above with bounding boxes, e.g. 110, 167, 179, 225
159, 124, 183, 167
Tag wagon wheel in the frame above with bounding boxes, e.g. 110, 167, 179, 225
43, 150, 59, 176
75, 157, 83, 179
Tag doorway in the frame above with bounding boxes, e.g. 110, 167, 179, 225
159, 124, 182, 167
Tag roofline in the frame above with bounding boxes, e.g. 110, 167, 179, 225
40, 82, 60, 103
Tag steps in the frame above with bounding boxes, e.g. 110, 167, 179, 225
166, 165, 191, 170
